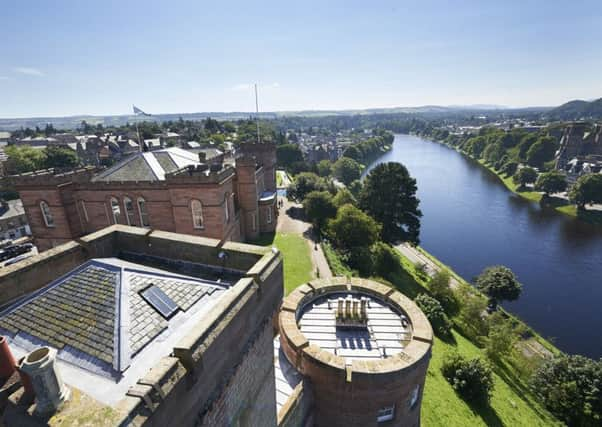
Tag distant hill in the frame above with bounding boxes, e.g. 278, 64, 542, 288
546, 98, 602, 120
0, 104, 552, 131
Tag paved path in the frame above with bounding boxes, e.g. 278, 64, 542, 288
395, 243, 459, 288
277, 197, 332, 279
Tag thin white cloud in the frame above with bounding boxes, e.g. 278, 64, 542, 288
13, 67, 44, 76
229, 82, 280, 91
0, 76, 9, 80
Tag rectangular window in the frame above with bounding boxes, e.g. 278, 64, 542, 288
80, 200, 89, 222
377, 406, 395, 423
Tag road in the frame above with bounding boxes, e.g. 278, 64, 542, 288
395, 243, 459, 288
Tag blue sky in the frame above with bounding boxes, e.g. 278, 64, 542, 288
1, 0, 601, 117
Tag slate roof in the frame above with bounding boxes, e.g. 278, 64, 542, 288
0, 258, 226, 377
92, 147, 202, 182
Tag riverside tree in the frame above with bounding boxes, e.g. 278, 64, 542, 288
287, 172, 330, 201
359, 162, 422, 245
513, 166, 538, 189
569, 173, 602, 210
326, 204, 381, 251
535, 171, 567, 196
475, 266, 522, 310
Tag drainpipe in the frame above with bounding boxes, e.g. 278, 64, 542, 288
0, 336, 16, 380
20, 347, 70, 415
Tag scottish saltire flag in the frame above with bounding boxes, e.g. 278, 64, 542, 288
133, 105, 151, 116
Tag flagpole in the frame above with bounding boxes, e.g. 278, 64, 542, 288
255, 84, 261, 144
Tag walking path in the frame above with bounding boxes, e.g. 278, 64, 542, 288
277, 197, 332, 279
395, 243, 459, 288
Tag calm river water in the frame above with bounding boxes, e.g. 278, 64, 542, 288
365, 134, 602, 358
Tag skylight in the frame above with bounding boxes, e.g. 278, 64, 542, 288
140, 285, 179, 319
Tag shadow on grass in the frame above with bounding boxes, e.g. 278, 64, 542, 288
437, 331, 457, 346
467, 400, 503, 427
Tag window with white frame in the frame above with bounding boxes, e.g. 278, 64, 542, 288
110, 197, 121, 224
224, 193, 230, 223
409, 384, 420, 409
40, 201, 54, 227
191, 199, 204, 229
123, 197, 136, 225
377, 405, 395, 423
80, 200, 89, 222
138, 197, 150, 227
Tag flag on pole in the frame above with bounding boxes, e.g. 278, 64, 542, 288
133, 105, 151, 116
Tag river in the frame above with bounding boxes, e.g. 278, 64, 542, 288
364, 134, 602, 358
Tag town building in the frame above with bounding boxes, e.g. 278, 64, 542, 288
9, 143, 277, 252
0, 225, 284, 426
555, 122, 602, 173
0, 199, 30, 242
276, 277, 433, 427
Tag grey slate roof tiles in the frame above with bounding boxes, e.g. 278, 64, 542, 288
0, 259, 223, 376
0, 265, 117, 364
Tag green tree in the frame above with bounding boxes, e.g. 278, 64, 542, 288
371, 241, 401, 279
429, 270, 458, 314
360, 162, 422, 245
332, 157, 362, 185
4, 145, 47, 174
457, 287, 489, 338
332, 188, 357, 207
415, 293, 452, 337
287, 172, 329, 201
535, 171, 567, 196
327, 204, 381, 251
303, 191, 337, 232
475, 266, 522, 310
316, 159, 332, 177
569, 173, 602, 210
500, 161, 518, 177
526, 136, 557, 168
276, 144, 304, 169
513, 166, 538, 189
44, 146, 78, 169
348, 179, 362, 197
531, 355, 602, 426
484, 312, 518, 361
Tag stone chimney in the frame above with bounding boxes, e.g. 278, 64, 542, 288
0, 336, 16, 380
21, 347, 70, 415
198, 152, 207, 162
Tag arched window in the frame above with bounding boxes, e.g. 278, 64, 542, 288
138, 197, 150, 227
110, 197, 121, 224
224, 193, 230, 223
191, 199, 204, 229
40, 201, 54, 227
123, 197, 136, 226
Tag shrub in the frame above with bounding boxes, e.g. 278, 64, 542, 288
484, 312, 518, 361
415, 293, 452, 337
428, 270, 458, 314
441, 352, 494, 404
456, 286, 489, 339
531, 355, 602, 426
371, 242, 401, 279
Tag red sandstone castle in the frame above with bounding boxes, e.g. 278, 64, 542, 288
10, 143, 278, 251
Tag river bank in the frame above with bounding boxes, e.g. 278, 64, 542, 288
425, 135, 602, 226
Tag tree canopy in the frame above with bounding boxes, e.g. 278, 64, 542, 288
359, 162, 422, 245
535, 171, 567, 195
569, 173, 602, 209
303, 191, 337, 232
44, 145, 79, 169
327, 204, 381, 250
513, 166, 538, 188
475, 265, 522, 309
332, 157, 362, 185
531, 355, 602, 426
287, 172, 330, 201
526, 136, 557, 168
276, 144, 304, 169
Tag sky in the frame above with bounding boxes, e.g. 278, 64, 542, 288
1, 0, 602, 118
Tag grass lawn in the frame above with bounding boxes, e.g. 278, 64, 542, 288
251, 232, 313, 295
